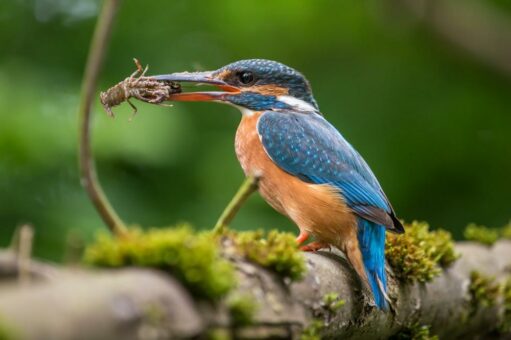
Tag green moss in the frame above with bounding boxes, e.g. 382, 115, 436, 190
464, 224, 499, 246
469, 271, 500, 311
501, 223, 511, 240
501, 278, 511, 333
386, 221, 459, 283
390, 324, 438, 340
84, 225, 235, 300
229, 230, 306, 281
300, 319, 324, 340
142, 303, 167, 328
206, 329, 231, 340
464, 222, 511, 245
322, 292, 345, 313
226, 294, 257, 327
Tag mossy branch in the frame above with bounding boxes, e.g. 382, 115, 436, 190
1, 240, 511, 339
78, 0, 127, 238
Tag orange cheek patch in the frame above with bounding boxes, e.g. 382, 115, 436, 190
214, 69, 233, 80
246, 85, 289, 96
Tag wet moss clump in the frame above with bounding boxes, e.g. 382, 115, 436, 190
84, 225, 235, 300
229, 230, 306, 281
390, 324, 438, 340
469, 271, 500, 310
386, 221, 459, 283
300, 319, 324, 340
226, 294, 257, 327
464, 224, 499, 246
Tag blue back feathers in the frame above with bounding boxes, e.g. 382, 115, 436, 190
257, 110, 394, 309
257, 111, 394, 228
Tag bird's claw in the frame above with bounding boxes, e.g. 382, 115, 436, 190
301, 242, 330, 252
295, 230, 310, 246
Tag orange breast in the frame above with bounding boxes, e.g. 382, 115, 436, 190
234, 112, 359, 252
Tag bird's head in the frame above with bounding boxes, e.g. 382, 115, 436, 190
154, 59, 318, 114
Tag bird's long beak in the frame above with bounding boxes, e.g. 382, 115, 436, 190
153, 71, 240, 102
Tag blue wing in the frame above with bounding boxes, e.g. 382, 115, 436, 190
257, 110, 403, 232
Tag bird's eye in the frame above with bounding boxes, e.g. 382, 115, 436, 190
238, 71, 254, 85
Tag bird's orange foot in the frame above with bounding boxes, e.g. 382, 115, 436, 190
295, 230, 310, 246
301, 241, 330, 252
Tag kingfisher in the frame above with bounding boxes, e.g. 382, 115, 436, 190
153, 59, 404, 309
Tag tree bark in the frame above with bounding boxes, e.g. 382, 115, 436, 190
0, 241, 510, 339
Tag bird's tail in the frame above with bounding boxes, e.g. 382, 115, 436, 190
357, 217, 388, 310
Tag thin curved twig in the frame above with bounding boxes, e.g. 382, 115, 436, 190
78, 0, 128, 237
214, 175, 260, 235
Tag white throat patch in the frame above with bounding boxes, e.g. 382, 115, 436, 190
277, 95, 316, 112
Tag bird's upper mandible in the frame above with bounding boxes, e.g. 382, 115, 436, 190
153, 59, 319, 112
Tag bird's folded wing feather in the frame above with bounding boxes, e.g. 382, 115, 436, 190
257, 110, 397, 230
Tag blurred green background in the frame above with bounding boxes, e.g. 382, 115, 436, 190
1, 0, 510, 261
